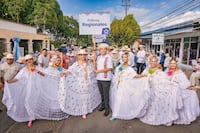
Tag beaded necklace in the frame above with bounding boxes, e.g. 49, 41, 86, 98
78, 61, 88, 80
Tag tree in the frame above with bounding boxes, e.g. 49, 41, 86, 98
110, 14, 141, 47
26, 0, 62, 32
0, 0, 92, 47
0, 0, 8, 19
3, 0, 26, 23
110, 19, 123, 46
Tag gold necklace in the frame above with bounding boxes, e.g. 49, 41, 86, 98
117, 65, 128, 85
79, 61, 88, 80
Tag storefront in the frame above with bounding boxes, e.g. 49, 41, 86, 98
141, 19, 200, 65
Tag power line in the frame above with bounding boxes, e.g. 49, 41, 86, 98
142, 3, 200, 32
141, 0, 195, 27
142, 0, 200, 29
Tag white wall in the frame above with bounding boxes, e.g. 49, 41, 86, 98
0, 19, 36, 34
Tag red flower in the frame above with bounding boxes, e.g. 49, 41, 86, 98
167, 70, 173, 76
31, 67, 36, 72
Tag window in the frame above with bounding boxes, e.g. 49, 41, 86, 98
183, 43, 189, 64
184, 37, 190, 42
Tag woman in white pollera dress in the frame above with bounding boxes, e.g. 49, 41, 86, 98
58, 49, 101, 119
31, 55, 69, 121
166, 58, 200, 124
2, 54, 44, 127
109, 53, 150, 121
139, 56, 181, 126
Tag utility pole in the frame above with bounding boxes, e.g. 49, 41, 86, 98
121, 0, 131, 16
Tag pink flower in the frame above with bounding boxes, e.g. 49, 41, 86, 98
167, 70, 173, 76
31, 67, 36, 72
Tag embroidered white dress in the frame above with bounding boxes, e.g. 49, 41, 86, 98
58, 62, 101, 116
31, 66, 69, 120
110, 65, 150, 120
2, 67, 43, 122
168, 70, 200, 124
140, 69, 180, 126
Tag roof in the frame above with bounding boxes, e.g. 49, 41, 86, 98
140, 19, 200, 38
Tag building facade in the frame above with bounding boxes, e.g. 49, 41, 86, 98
0, 19, 50, 56
141, 19, 200, 65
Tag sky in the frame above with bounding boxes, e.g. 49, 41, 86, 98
57, 0, 200, 32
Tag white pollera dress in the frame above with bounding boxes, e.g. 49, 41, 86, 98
168, 70, 200, 124
58, 62, 101, 116
140, 69, 181, 126
2, 67, 43, 122
109, 65, 150, 120
31, 66, 69, 120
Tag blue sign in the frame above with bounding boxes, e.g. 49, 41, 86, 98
102, 27, 110, 35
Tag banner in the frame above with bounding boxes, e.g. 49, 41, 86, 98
13, 36, 20, 61
79, 12, 110, 35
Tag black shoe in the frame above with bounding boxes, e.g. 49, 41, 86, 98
98, 106, 105, 111
0, 109, 2, 112
104, 110, 109, 116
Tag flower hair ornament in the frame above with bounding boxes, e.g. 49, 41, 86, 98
167, 70, 173, 76
118, 66, 123, 71
148, 68, 155, 75
57, 67, 63, 72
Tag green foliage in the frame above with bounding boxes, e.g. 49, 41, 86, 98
110, 14, 141, 47
2, 1, 142, 47
1, 0, 26, 22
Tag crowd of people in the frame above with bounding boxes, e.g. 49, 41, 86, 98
0, 43, 199, 128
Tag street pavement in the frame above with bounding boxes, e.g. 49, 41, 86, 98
1, 83, 200, 133
1, 107, 200, 133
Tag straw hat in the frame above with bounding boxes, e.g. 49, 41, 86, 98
3, 52, 8, 56
127, 48, 131, 52
121, 46, 128, 51
165, 53, 169, 57
17, 57, 25, 63
139, 45, 145, 48
77, 49, 88, 55
112, 50, 118, 54
6, 53, 14, 59
98, 43, 109, 49
25, 54, 33, 60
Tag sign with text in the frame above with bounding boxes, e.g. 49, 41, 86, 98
152, 34, 164, 45
79, 12, 110, 35
92, 35, 106, 43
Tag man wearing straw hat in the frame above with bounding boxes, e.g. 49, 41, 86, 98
0, 53, 21, 111
94, 43, 113, 117
0, 53, 21, 83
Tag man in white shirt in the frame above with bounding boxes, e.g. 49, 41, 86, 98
190, 58, 200, 87
136, 45, 146, 74
94, 43, 113, 116
37, 48, 50, 68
